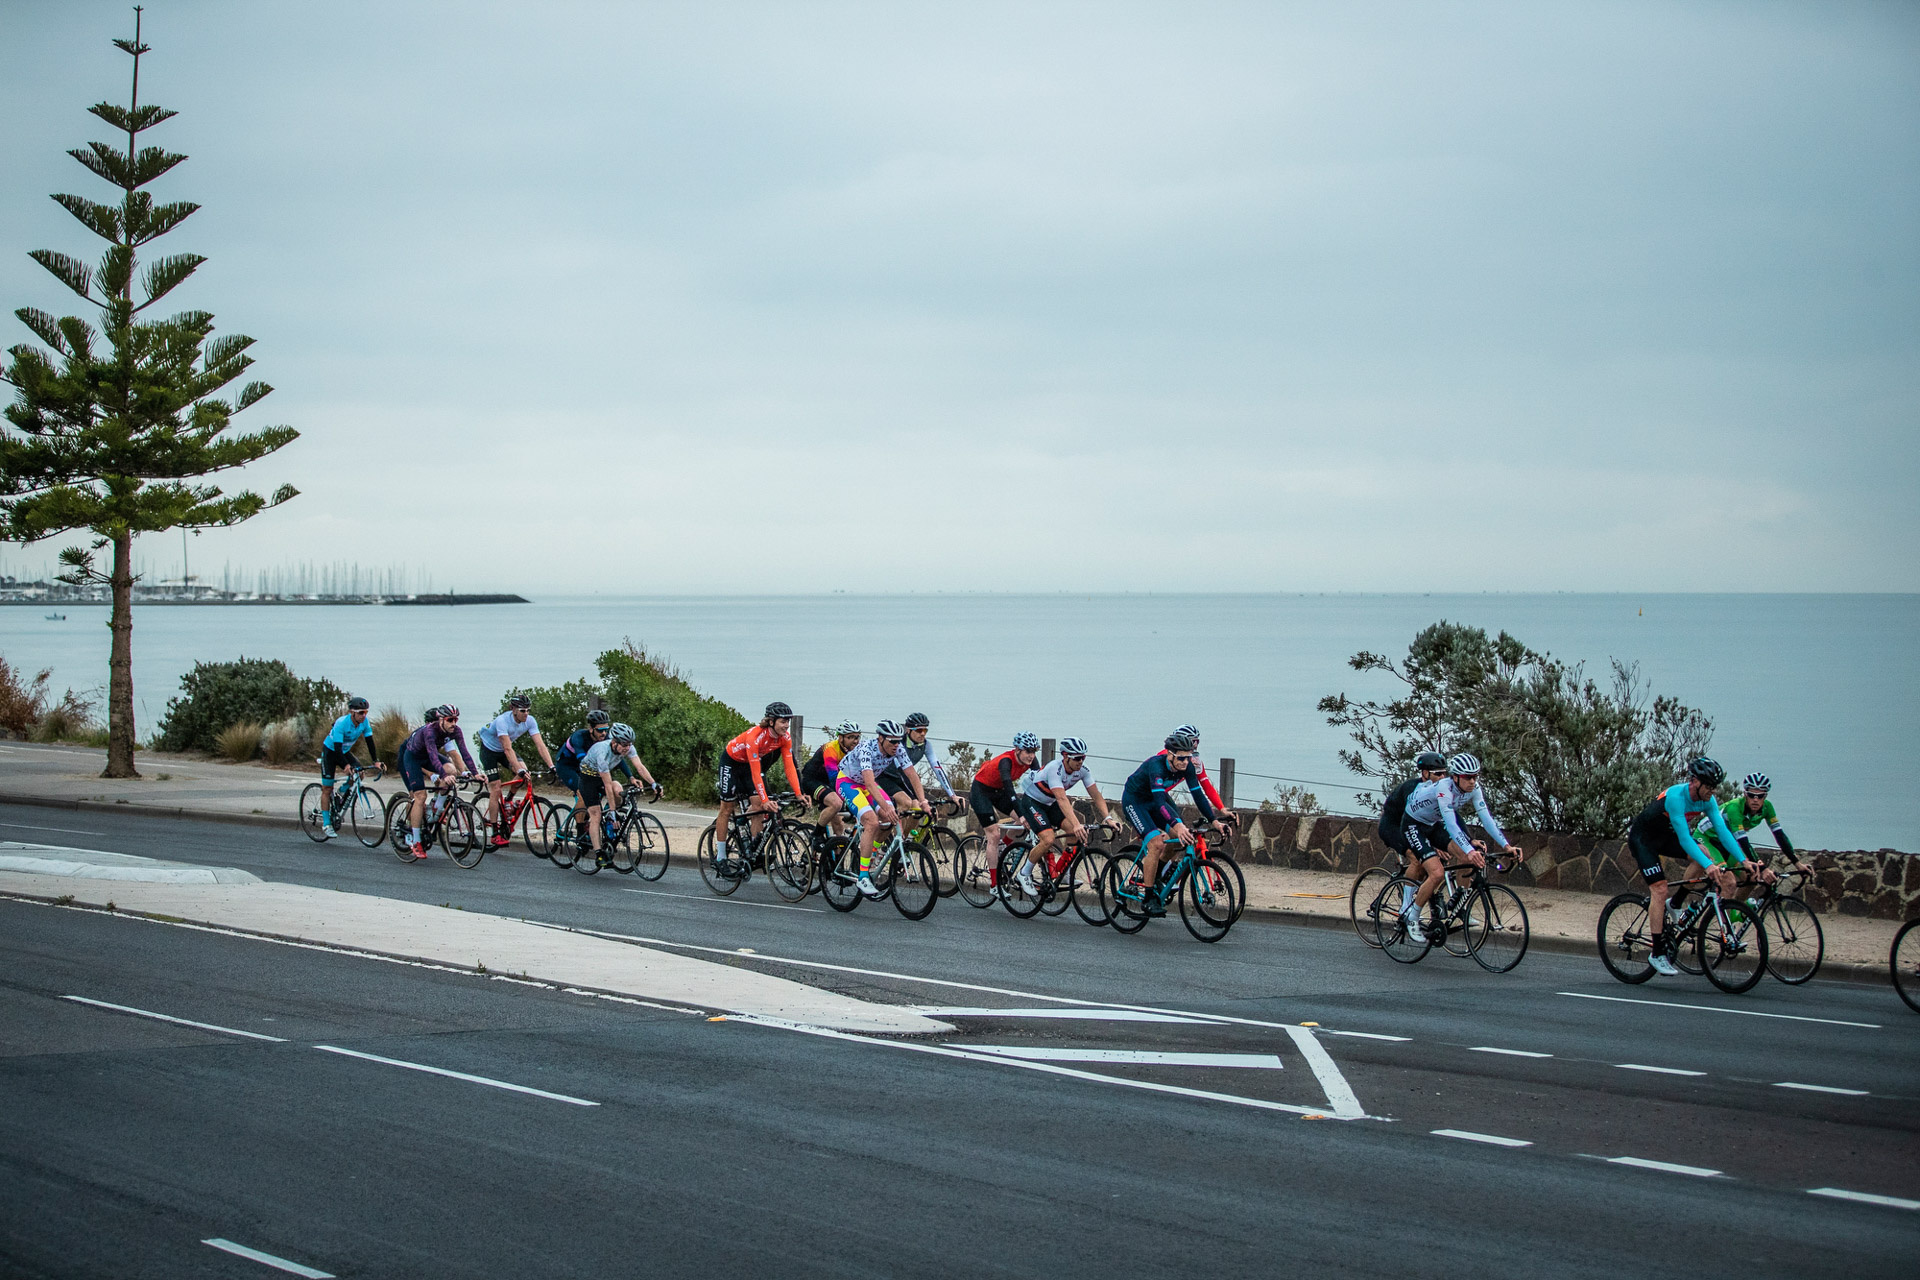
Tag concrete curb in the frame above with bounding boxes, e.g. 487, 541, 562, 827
0, 791, 300, 832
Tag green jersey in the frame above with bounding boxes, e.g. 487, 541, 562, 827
1696, 796, 1791, 862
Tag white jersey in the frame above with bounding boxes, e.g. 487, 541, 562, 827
1021, 757, 1094, 804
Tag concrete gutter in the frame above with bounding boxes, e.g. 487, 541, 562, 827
0, 841, 261, 884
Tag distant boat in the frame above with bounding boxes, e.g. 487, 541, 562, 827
44, 613, 65, 621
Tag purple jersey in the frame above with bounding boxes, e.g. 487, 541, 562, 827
403, 722, 476, 774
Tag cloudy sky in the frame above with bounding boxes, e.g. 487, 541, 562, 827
2, 0, 1915, 593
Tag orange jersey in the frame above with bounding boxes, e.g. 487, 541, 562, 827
725, 724, 801, 801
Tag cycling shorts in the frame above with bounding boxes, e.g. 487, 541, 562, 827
578, 771, 607, 807
1017, 792, 1066, 835
478, 742, 519, 781
319, 745, 360, 785
836, 777, 879, 820
808, 780, 838, 806
399, 748, 434, 794
875, 767, 912, 797
1404, 821, 1445, 861
1121, 801, 1166, 842
1627, 823, 1672, 885
716, 755, 756, 803
969, 780, 1016, 826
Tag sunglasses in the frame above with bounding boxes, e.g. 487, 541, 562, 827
880, 736, 902, 745
1168, 752, 1192, 763
1062, 754, 1086, 763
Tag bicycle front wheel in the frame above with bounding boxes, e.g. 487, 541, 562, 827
349, 785, 385, 848
605, 815, 642, 874
954, 834, 997, 908
1762, 896, 1822, 985
299, 783, 330, 843
766, 824, 813, 902
1893, 920, 1920, 1014
924, 825, 963, 899
1699, 905, 1768, 994
523, 795, 555, 858
1465, 884, 1529, 973
890, 841, 939, 920
1350, 866, 1395, 949
1069, 849, 1111, 927
1179, 860, 1238, 943
443, 800, 485, 868
632, 811, 671, 881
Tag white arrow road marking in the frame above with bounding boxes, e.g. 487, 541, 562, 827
1283, 1024, 1365, 1119
952, 1046, 1282, 1068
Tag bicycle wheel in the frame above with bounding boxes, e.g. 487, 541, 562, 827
997, 846, 1043, 919
1596, 893, 1655, 984
764, 824, 812, 902
1761, 896, 1823, 985
818, 836, 863, 913
1700, 904, 1768, 994
631, 811, 671, 881
1349, 866, 1396, 948
696, 824, 746, 897
1893, 920, 1920, 1014
1099, 855, 1149, 935
1204, 851, 1247, 924
1669, 901, 1706, 976
385, 794, 416, 860
953, 834, 997, 908
544, 805, 580, 869
443, 800, 485, 868
1465, 884, 1530, 973
299, 783, 330, 843
1069, 849, 1112, 927
349, 785, 385, 848
605, 814, 641, 874
923, 825, 963, 899
523, 795, 555, 858
889, 841, 939, 920
1179, 860, 1238, 943
1037, 850, 1073, 917
1379, 876, 1435, 964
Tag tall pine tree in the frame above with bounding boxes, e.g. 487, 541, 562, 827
0, 9, 298, 776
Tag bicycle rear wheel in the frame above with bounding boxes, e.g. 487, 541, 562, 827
818, 836, 862, 913
349, 785, 385, 848
385, 794, 415, 859
953, 834, 996, 908
1465, 884, 1529, 973
1179, 861, 1238, 943
890, 841, 938, 920
1206, 851, 1246, 925
1069, 849, 1111, 927
1700, 905, 1768, 994
696, 825, 746, 897
1596, 893, 1655, 983
443, 800, 485, 868
1099, 854, 1149, 935
299, 784, 330, 843
631, 811, 671, 881
544, 805, 580, 869
1349, 866, 1395, 948
1893, 920, 1920, 1014
1761, 896, 1822, 985
1379, 876, 1434, 964
997, 846, 1043, 919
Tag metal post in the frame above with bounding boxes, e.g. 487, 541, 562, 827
1041, 737, 1055, 765
1219, 757, 1236, 810
587, 695, 605, 713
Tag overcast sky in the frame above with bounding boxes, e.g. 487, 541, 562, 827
2, 1, 1915, 593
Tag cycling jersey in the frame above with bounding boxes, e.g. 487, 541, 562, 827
840, 737, 913, 788
1697, 796, 1793, 862
477, 711, 540, 752
1156, 747, 1225, 811
1377, 775, 1422, 849
880, 737, 955, 798
322, 714, 375, 754
401, 722, 476, 775
800, 739, 850, 795
581, 739, 636, 779
1403, 777, 1509, 853
973, 749, 1034, 792
1630, 783, 1746, 870
1021, 757, 1094, 804
723, 724, 801, 803
1121, 754, 1217, 830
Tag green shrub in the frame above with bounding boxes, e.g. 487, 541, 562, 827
32, 688, 98, 743
218, 721, 261, 762
155, 658, 346, 753
262, 719, 301, 765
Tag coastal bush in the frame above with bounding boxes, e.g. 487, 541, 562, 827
218, 721, 261, 762
0, 656, 51, 735
155, 658, 346, 754
1318, 621, 1713, 837
1260, 783, 1324, 816
262, 719, 301, 765
371, 706, 411, 765
32, 689, 98, 743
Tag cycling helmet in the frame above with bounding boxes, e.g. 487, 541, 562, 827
904, 712, 930, 730
1687, 756, 1726, 787
875, 719, 904, 739
507, 694, 531, 711
834, 719, 860, 736
1447, 752, 1481, 776
1415, 750, 1446, 772
610, 722, 635, 745
1174, 723, 1199, 740
1164, 730, 1199, 753
441, 705, 460, 722
1742, 772, 1771, 793
1059, 737, 1088, 757
346, 696, 369, 712
585, 709, 611, 728
765, 701, 793, 720
1012, 731, 1041, 751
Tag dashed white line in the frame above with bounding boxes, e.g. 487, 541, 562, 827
1605, 1156, 1722, 1178
1470, 1046, 1552, 1058
201, 1238, 333, 1277
1559, 991, 1879, 1029
1327, 1030, 1412, 1042
312, 1045, 599, 1106
1807, 1188, 1920, 1210
1432, 1129, 1532, 1147
62, 995, 288, 1042
1616, 1064, 1706, 1077
1774, 1082, 1868, 1096
913, 1007, 1220, 1024
952, 1046, 1283, 1069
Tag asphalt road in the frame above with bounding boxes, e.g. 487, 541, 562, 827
2, 803, 1917, 1278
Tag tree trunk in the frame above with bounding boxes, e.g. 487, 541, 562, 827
103, 529, 139, 778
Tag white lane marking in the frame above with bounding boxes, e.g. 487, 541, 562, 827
1470, 1046, 1552, 1058
535, 922, 1371, 1117
201, 1238, 334, 1277
618, 887, 820, 913
1807, 1187, 1920, 1210
1432, 1129, 1532, 1148
913, 1006, 1221, 1024
728, 1015, 1348, 1118
0, 821, 105, 835
952, 1046, 1283, 1069
62, 995, 288, 1042
1559, 991, 1879, 1029
1605, 1156, 1722, 1177
312, 1045, 598, 1106
1775, 1082, 1869, 1096
1327, 1030, 1412, 1042
1617, 1064, 1707, 1077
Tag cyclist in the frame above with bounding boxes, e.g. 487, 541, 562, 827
877, 712, 957, 811
316, 696, 383, 840
1698, 772, 1808, 880
553, 709, 612, 804
970, 732, 1041, 870
399, 705, 478, 861
1376, 750, 1449, 912
799, 720, 861, 837
1121, 730, 1225, 916
1162, 723, 1240, 833
1012, 736, 1115, 898
1626, 756, 1748, 976
477, 695, 557, 848
838, 719, 930, 897
1398, 753, 1524, 943
714, 702, 804, 871
576, 722, 658, 866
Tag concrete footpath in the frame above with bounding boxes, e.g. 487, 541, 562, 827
0, 738, 1903, 976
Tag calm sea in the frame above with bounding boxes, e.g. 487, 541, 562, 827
2, 593, 1911, 852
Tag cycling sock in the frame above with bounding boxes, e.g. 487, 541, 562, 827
411, 828, 422, 845
1651, 930, 1665, 955
715, 840, 727, 857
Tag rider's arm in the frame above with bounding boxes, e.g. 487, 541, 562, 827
778, 739, 802, 799
1665, 786, 1721, 869
1191, 759, 1226, 812
1085, 782, 1112, 822
1760, 800, 1795, 858
1704, 800, 1747, 865
1437, 790, 1474, 851
1469, 786, 1510, 849
1147, 766, 1184, 830
529, 731, 555, 769
1180, 765, 1218, 824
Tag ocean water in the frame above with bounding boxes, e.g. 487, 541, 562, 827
2, 594, 1912, 851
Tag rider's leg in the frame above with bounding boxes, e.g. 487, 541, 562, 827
1138, 830, 1170, 891
714, 798, 735, 860
857, 806, 880, 873
1413, 851, 1448, 908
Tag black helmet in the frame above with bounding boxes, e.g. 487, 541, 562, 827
904, 712, 930, 729
346, 696, 369, 712
765, 701, 793, 720
1687, 757, 1726, 787
1164, 730, 1199, 753
1414, 751, 1445, 772
507, 694, 531, 711
585, 709, 611, 728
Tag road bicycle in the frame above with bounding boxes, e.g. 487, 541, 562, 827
299, 764, 386, 848
994, 823, 1116, 926
1098, 833, 1241, 943
542, 785, 671, 878
696, 794, 810, 897
1739, 863, 1824, 984
910, 798, 966, 899
953, 823, 1025, 910
818, 816, 940, 920
1364, 855, 1530, 972
1893, 918, 1920, 1014
383, 776, 486, 868
1597, 880, 1770, 993
482, 770, 557, 857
